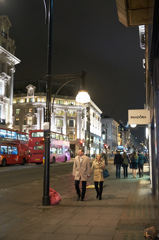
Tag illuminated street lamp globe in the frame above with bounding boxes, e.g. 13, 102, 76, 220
76, 90, 90, 103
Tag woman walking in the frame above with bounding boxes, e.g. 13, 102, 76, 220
91, 154, 105, 200
122, 152, 129, 178
131, 151, 138, 178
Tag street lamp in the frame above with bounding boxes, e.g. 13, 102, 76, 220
42, 1, 90, 206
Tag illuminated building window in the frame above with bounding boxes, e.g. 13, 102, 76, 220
68, 131, 74, 140
68, 101, 75, 106
29, 98, 33, 102
29, 108, 32, 113
16, 99, 20, 103
16, 109, 20, 114
15, 118, 19, 125
67, 111, 76, 117
28, 117, 32, 125
56, 118, 63, 127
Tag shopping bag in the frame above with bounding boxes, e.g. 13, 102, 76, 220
49, 188, 61, 205
103, 169, 110, 178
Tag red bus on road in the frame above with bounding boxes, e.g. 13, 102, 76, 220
0, 128, 29, 167
28, 130, 70, 164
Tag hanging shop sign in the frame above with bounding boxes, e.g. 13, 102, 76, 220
128, 109, 149, 125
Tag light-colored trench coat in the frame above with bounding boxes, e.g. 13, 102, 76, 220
91, 159, 105, 182
73, 155, 90, 181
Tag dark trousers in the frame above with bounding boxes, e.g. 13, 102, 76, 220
123, 164, 128, 178
138, 164, 143, 177
116, 164, 121, 178
75, 180, 86, 199
94, 181, 103, 197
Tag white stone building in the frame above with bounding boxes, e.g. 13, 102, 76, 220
101, 115, 119, 153
13, 84, 102, 156
0, 16, 20, 128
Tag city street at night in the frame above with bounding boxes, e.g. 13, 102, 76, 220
0, 159, 158, 240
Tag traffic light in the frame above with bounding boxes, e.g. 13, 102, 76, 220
79, 139, 84, 146
104, 144, 107, 149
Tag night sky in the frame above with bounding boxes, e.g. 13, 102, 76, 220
0, 0, 146, 141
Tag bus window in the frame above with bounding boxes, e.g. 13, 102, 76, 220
1, 146, 7, 154
7, 131, 12, 139
8, 146, 12, 155
50, 132, 56, 139
50, 147, 57, 154
57, 148, 63, 155
60, 135, 63, 140
31, 132, 44, 138
56, 134, 60, 140
0, 129, 7, 138
18, 134, 22, 140
12, 147, 18, 155
12, 131, 17, 140
21, 134, 26, 141
34, 146, 44, 150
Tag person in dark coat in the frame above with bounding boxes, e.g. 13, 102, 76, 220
131, 151, 138, 178
114, 151, 123, 178
138, 151, 145, 177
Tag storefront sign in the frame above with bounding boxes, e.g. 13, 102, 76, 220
128, 109, 149, 125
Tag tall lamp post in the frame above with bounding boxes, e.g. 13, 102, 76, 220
42, 0, 53, 206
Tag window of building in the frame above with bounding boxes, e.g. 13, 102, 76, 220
16, 109, 20, 114
15, 118, 19, 125
67, 111, 76, 117
56, 118, 63, 127
16, 99, 20, 103
24, 118, 27, 125
29, 98, 33, 102
0, 81, 4, 95
28, 117, 32, 125
29, 108, 32, 113
68, 119, 75, 128
68, 131, 74, 140
68, 101, 75, 105
0, 105, 2, 119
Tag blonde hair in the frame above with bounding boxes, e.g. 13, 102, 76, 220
96, 154, 101, 160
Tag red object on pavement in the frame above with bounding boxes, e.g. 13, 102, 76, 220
49, 188, 61, 205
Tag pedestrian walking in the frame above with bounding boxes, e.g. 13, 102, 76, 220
91, 154, 105, 200
114, 150, 123, 178
122, 152, 129, 178
138, 151, 145, 177
73, 147, 90, 201
131, 151, 138, 178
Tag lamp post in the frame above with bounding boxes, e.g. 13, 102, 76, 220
42, 0, 53, 206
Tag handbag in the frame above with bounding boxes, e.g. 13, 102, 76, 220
103, 169, 110, 178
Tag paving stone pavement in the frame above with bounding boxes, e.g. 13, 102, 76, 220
0, 160, 158, 240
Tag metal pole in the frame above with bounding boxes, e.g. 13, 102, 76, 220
42, 0, 53, 206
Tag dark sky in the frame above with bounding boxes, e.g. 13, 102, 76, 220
0, 0, 146, 141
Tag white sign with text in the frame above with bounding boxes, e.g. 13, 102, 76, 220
128, 109, 149, 125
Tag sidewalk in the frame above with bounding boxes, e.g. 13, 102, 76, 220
0, 160, 158, 240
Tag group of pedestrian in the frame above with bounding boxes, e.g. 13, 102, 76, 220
73, 148, 107, 201
114, 150, 147, 179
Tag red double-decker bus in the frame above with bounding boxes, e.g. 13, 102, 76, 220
28, 130, 70, 164
0, 128, 29, 167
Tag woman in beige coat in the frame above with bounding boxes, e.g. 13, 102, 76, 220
91, 154, 105, 200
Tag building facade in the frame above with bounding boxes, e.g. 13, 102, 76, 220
0, 16, 20, 128
13, 84, 102, 156
101, 115, 118, 153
